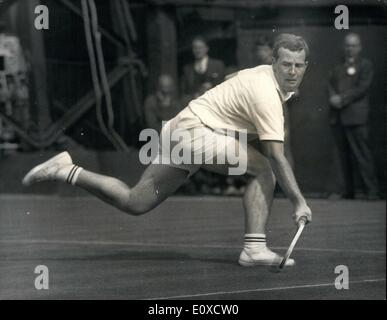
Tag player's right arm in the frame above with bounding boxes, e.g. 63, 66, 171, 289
261, 140, 312, 225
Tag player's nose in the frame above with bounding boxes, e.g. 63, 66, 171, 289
289, 65, 296, 75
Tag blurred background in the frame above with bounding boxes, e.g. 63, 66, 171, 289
0, 0, 386, 198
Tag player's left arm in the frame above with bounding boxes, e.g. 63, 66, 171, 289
261, 140, 312, 225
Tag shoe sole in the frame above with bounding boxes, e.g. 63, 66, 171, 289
239, 259, 295, 267
22, 151, 72, 186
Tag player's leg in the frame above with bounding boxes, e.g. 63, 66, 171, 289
22, 152, 189, 215
242, 156, 275, 234
203, 141, 294, 266
203, 143, 275, 234
239, 144, 295, 266
76, 164, 189, 215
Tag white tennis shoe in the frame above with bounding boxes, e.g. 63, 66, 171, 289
22, 151, 77, 186
238, 247, 295, 267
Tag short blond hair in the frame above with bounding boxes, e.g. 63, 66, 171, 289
273, 33, 309, 62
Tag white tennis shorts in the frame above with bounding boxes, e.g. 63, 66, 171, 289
153, 107, 250, 176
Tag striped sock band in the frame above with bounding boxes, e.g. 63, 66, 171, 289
66, 165, 83, 185
244, 233, 266, 251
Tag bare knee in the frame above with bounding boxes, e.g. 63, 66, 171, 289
259, 169, 276, 190
117, 165, 186, 216
247, 154, 275, 183
104, 179, 151, 216
119, 188, 156, 217
120, 198, 153, 217
250, 165, 276, 190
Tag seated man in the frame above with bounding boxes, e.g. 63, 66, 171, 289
144, 74, 181, 133
0, 20, 30, 148
181, 35, 225, 101
23, 34, 312, 267
254, 34, 274, 66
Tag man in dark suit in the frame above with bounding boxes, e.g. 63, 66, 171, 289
181, 36, 225, 101
328, 33, 380, 200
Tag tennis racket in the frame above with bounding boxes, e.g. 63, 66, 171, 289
277, 216, 308, 271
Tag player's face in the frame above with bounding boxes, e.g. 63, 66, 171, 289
192, 40, 209, 60
272, 47, 307, 93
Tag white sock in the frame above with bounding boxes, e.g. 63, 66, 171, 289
57, 165, 83, 185
67, 165, 83, 185
244, 233, 267, 252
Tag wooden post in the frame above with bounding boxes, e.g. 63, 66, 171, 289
146, 6, 178, 92
110, 0, 138, 138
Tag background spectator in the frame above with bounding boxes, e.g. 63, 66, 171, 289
181, 35, 225, 101
328, 33, 380, 200
254, 35, 273, 66
0, 20, 30, 150
144, 74, 181, 133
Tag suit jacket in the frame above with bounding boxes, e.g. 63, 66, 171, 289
328, 57, 374, 126
181, 57, 225, 98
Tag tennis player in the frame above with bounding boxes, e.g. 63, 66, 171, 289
23, 33, 312, 267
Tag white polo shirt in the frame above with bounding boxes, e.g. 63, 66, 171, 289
188, 65, 293, 141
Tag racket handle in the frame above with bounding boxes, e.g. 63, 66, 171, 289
298, 216, 308, 226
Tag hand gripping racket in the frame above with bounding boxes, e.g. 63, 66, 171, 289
277, 216, 308, 271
